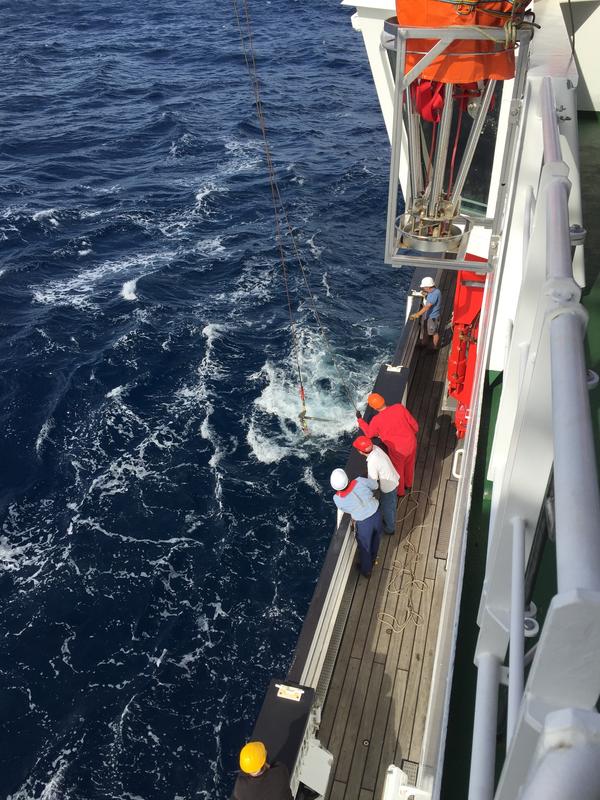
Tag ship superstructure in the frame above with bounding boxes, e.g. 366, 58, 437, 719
233, 1, 600, 798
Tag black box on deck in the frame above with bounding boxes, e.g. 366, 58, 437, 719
250, 678, 314, 773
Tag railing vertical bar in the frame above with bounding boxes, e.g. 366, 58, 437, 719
545, 172, 600, 595
507, 516, 525, 744
468, 653, 501, 800
541, 77, 561, 165
385, 27, 406, 261
550, 313, 600, 594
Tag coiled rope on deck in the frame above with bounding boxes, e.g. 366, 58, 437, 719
377, 491, 432, 634
230, 0, 359, 421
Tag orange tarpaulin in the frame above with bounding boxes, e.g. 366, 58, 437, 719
395, 0, 521, 83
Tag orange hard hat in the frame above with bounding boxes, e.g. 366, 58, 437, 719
353, 436, 373, 454
239, 741, 267, 774
367, 393, 385, 410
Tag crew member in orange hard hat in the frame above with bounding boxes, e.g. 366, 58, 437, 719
356, 393, 418, 496
232, 741, 293, 800
353, 436, 399, 534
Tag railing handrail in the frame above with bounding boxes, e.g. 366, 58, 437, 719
470, 76, 600, 800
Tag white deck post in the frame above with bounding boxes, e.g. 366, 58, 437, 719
507, 517, 525, 743
468, 653, 500, 800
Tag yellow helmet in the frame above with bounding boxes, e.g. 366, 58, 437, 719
239, 741, 267, 774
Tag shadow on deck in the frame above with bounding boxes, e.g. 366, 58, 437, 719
319, 314, 459, 800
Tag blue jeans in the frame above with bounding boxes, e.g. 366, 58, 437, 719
355, 509, 383, 576
379, 489, 397, 534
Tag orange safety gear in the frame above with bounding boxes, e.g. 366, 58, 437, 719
353, 436, 374, 454
358, 404, 419, 495
367, 393, 385, 410
239, 741, 267, 774
395, 0, 523, 84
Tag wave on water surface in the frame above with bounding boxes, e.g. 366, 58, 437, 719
0, 1, 408, 798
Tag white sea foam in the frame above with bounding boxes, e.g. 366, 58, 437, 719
194, 236, 226, 259
194, 180, 223, 211
211, 256, 274, 312
32, 250, 174, 309
247, 420, 291, 464
247, 325, 379, 464
0, 536, 28, 571
33, 208, 60, 226
79, 209, 104, 219
223, 137, 262, 174
121, 279, 138, 301
306, 234, 323, 259
169, 132, 194, 159
106, 384, 130, 399
301, 466, 321, 493
176, 324, 230, 509
35, 417, 55, 456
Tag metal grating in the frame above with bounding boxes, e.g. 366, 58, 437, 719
435, 479, 458, 559
401, 759, 419, 786
315, 567, 359, 707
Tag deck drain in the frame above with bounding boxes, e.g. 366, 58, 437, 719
401, 759, 419, 785
363, 739, 370, 747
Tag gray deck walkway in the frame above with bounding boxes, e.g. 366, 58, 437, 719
320, 310, 458, 800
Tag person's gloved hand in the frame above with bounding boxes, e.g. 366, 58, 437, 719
355, 410, 362, 420
409, 313, 419, 321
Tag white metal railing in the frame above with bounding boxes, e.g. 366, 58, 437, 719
469, 76, 600, 800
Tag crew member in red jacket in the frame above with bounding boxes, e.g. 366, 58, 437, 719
357, 392, 418, 495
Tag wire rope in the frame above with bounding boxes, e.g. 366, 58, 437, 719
230, 0, 306, 406
230, 0, 359, 413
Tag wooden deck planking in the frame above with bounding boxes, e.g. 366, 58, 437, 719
334, 656, 386, 783
340, 660, 386, 795
350, 534, 397, 661
322, 296, 458, 799
408, 558, 447, 762
362, 667, 409, 793
389, 577, 435, 791
323, 656, 361, 758
424, 420, 456, 581
330, 780, 347, 800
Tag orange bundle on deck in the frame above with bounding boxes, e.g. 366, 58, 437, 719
395, 0, 526, 83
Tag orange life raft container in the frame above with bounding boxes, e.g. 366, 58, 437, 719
395, 0, 523, 83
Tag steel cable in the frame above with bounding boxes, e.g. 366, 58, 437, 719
231, 0, 359, 413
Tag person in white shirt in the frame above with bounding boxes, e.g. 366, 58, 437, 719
353, 435, 399, 535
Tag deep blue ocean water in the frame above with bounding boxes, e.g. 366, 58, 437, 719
0, 2, 411, 797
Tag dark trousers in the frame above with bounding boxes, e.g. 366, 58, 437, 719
380, 489, 397, 534
355, 509, 383, 576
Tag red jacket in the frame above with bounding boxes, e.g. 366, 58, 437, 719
358, 404, 418, 457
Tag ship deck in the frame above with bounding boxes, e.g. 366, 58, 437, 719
319, 299, 458, 799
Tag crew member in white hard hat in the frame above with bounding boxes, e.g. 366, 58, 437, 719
409, 276, 442, 350
330, 468, 383, 577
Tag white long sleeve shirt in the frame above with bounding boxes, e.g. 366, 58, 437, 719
366, 445, 399, 493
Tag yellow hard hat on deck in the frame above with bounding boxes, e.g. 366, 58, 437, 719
239, 740, 267, 774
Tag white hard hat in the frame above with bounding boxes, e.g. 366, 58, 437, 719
420, 276, 435, 288
330, 468, 349, 491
